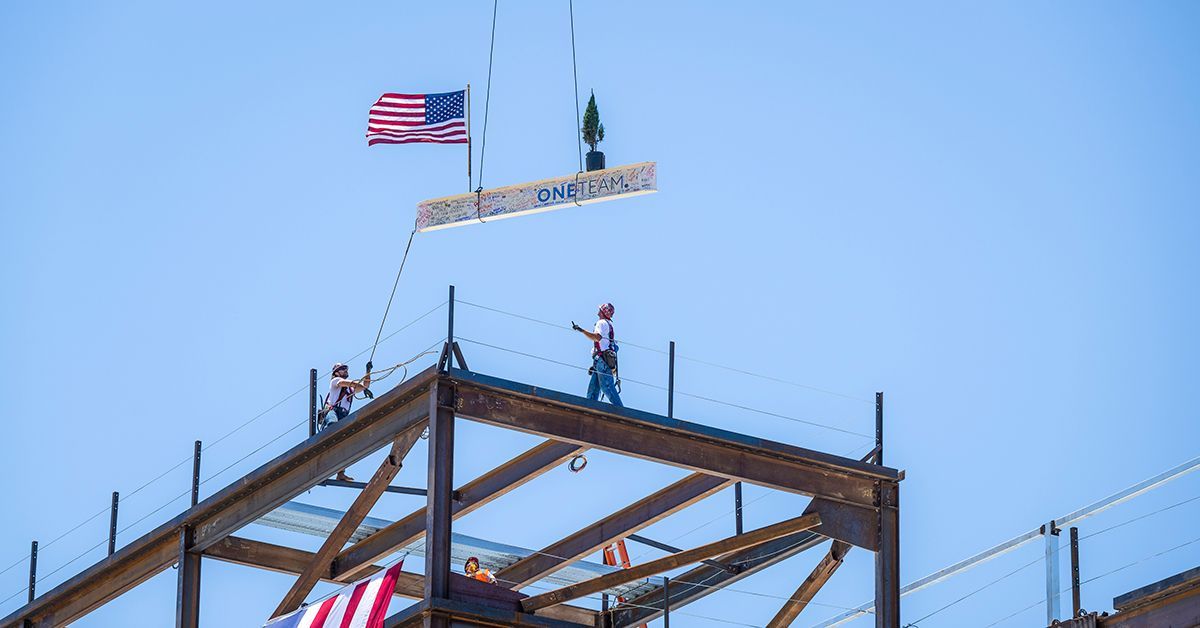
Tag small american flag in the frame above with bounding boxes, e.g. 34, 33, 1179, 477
366, 90, 468, 146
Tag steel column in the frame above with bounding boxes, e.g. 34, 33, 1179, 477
734, 482, 744, 535
309, 368, 318, 437
667, 341, 675, 418
662, 576, 670, 627
1045, 520, 1062, 624
425, 380, 455, 627
1070, 526, 1081, 617
27, 542, 36, 603
874, 482, 899, 628
191, 441, 201, 507
108, 492, 119, 556
175, 525, 200, 628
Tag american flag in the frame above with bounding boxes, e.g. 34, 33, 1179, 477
366, 90, 468, 146
263, 559, 404, 628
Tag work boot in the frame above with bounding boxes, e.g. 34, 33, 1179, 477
335, 470, 355, 482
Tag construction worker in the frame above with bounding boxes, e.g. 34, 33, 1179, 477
572, 302, 623, 407
320, 362, 371, 482
464, 557, 496, 584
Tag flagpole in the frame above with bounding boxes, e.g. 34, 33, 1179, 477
466, 83, 473, 193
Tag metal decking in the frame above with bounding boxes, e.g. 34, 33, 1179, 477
257, 501, 660, 599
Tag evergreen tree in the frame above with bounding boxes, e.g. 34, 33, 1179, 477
581, 91, 605, 152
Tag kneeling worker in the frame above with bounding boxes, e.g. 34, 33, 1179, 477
572, 302, 623, 407
320, 362, 372, 481
464, 557, 496, 584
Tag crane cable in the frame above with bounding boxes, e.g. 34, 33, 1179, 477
367, 228, 417, 371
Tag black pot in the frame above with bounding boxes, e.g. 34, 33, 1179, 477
585, 150, 606, 172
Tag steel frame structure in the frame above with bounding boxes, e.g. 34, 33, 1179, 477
2, 336, 903, 627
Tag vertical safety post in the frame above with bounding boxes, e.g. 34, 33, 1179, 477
27, 541, 36, 603
308, 368, 318, 437
875, 392, 884, 465
442, 285, 456, 371
1044, 520, 1062, 624
734, 482, 744, 535
191, 441, 202, 507
1070, 526, 1081, 617
663, 576, 670, 627
108, 491, 119, 555
667, 341, 675, 418
425, 379, 455, 627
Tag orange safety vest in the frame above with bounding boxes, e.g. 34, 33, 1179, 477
471, 569, 495, 583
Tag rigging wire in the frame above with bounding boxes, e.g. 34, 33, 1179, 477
368, 229, 418, 367
476, 0, 499, 191
569, 0, 583, 172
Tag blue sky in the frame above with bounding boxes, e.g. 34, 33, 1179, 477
2, 2, 1199, 626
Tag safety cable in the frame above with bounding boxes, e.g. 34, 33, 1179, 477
569, 0, 583, 172
0, 341, 446, 613
475, 0, 499, 191
455, 336, 873, 439
980, 532, 1200, 628
0, 303, 445, 599
871, 491, 1200, 628
456, 299, 872, 403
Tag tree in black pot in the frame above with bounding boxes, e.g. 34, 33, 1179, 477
582, 90, 606, 171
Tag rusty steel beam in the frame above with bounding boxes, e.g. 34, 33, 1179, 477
272, 427, 424, 618
497, 473, 732, 589
767, 541, 851, 627
205, 538, 595, 626
333, 438, 586, 581
0, 367, 438, 628
523, 513, 822, 612
804, 498, 878, 551
448, 369, 898, 507
610, 529, 826, 627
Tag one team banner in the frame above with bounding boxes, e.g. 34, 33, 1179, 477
416, 162, 657, 232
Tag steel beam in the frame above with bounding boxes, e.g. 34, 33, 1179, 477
272, 427, 424, 617
497, 473, 732, 589
205, 537, 596, 626
175, 525, 200, 628
449, 369, 899, 507
609, 530, 826, 627
767, 541, 850, 627
0, 366, 438, 628
523, 513, 821, 612
1045, 520, 1062, 624
333, 439, 585, 581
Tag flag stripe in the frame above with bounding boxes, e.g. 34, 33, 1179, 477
368, 138, 468, 145
367, 125, 465, 136
366, 90, 466, 146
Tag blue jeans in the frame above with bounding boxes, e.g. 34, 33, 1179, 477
586, 356, 623, 407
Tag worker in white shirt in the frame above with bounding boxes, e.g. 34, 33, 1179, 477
319, 362, 372, 481
572, 302, 623, 407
